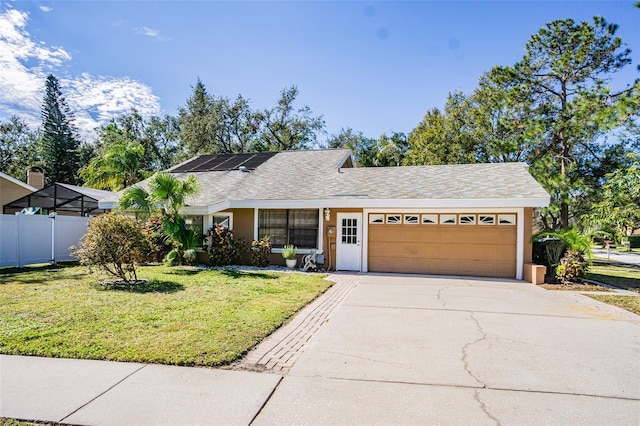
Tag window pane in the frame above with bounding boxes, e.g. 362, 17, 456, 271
213, 215, 230, 228
258, 210, 287, 246
258, 209, 319, 248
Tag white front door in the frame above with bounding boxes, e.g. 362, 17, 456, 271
336, 213, 362, 271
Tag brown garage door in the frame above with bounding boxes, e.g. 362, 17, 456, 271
367, 213, 517, 278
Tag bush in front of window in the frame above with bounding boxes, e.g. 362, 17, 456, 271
207, 225, 241, 266
251, 236, 272, 267
141, 215, 172, 263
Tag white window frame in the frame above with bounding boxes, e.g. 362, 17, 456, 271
254, 208, 323, 254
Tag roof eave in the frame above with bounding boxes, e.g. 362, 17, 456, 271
222, 197, 550, 209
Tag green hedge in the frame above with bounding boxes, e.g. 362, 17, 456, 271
628, 235, 640, 249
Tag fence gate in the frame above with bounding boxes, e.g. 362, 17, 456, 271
0, 214, 89, 268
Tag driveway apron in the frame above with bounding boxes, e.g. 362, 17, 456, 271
254, 273, 640, 425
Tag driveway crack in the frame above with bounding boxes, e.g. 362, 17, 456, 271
461, 312, 486, 386
474, 389, 501, 426
436, 287, 447, 309
462, 313, 502, 425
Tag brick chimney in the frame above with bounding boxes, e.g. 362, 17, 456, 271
27, 167, 44, 190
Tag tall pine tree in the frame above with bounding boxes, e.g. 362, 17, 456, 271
41, 74, 80, 185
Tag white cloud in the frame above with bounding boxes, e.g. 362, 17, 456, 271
39, 6, 52, 12
132, 26, 168, 41
0, 5, 162, 141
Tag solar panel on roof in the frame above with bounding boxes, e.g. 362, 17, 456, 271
171, 156, 215, 173
169, 152, 277, 173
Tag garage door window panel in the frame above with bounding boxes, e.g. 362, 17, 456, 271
498, 214, 516, 225
479, 215, 495, 225
386, 215, 402, 224
440, 214, 457, 224
404, 215, 419, 224
459, 215, 476, 225
369, 214, 384, 224
421, 214, 438, 224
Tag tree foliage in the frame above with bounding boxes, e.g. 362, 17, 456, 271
0, 116, 40, 181
489, 17, 639, 229
72, 213, 148, 283
255, 86, 325, 151
80, 140, 148, 191
326, 127, 377, 166
179, 81, 325, 156
40, 74, 80, 185
78, 109, 180, 189
586, 155, 640, 243
403, 17, 639, 232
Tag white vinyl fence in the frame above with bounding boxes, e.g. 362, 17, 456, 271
0, 214, 89, 268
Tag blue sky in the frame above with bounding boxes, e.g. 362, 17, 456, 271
1, 1, 638, 143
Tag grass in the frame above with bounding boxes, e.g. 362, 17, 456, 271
0, 264, 331, 366
587, 295, 640, 316
587, 263, 640, 293
538, 283, 611, 292
0, 419, 49, 426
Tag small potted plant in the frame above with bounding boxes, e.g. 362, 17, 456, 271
282, 244, 297, 269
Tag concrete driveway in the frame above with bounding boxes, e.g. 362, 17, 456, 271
254, 273, 640, 425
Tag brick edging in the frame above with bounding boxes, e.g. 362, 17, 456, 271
232, 274, 359, 373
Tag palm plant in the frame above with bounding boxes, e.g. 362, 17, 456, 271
532, 228, 592, 283
80, 141, 148, 191
119, 172, 201, 264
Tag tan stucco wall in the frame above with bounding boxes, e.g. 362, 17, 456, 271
0, 178, 32, 211
225, 208, 254, 242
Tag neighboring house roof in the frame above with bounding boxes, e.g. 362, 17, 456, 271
99, 149, 550, 212
0, 171, 37, 192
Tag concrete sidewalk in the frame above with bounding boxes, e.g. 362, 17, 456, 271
2, 273, 639, 425
0, 355, 281, 425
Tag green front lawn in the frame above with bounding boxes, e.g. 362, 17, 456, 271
587, 264, 640, 293
0, 265, 331, 366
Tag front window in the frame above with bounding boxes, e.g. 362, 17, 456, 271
258, 209, 319, 249
213, 215, 231, 228
185, 215, 204, 235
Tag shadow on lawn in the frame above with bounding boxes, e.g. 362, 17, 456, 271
588, 273, 640, 292
165, 268, 201, 276
0, 263, 86, 285
96, 279, 185, 294
221, 269, 277, 280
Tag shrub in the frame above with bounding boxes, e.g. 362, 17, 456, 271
251, 236, 271, 267
628, 235, 640, 249
72, 213, 147, 283
142, 216, 171, 262
207, 225, 242, 266
555, 250, 588, 284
